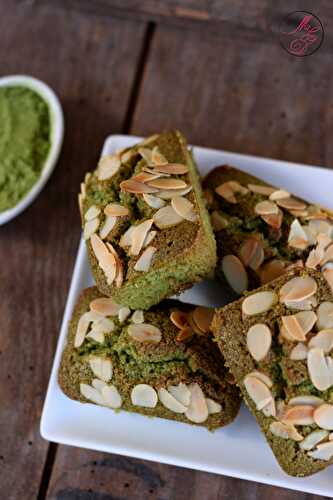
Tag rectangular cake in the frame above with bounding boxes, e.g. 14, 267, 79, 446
79, 131, 216, 310
212, 267, 333, 476
203, 165, 333, 297
58, 287, 240, 430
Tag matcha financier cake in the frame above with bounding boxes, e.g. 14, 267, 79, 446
212, 267, 333, 476
203, 165, 333, 297
58, 287, 240, 430
79, 131, 216, 310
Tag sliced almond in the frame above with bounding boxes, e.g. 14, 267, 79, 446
91, 317, 115, 333
130, 219, 154, 256
281, 315, 307, 342
261, 210, 283, 229
90, 234, 117, 285
80, 383, 105, 406
168, 383, 191, 406
120, 179, 159, 194
92, 378, 107, 391
86, 330, 105, 343
156, 186, 192, 200
85, 205, 100, 221
247, 371, 273, 388
142, 193, 166, 209
255, 200, 279, 216
239, 238, 264, 270
119, 225, 135, 248
314, 404, 333, 430
131, 384, 158, 408
101, 385, 122, 409
133, 171, 164, 183
215, 183, 237, 204
288, 219, 310, 249
151, 146, 168, 165
317, 302, 333, 330
247, 184, 276, 196
308, 219, 333, 237
308, 441, 333, 461
84, 217, 99, 240
158, 388, 187, 413
143, 230, 157, 248
280, 276, 317, 304
118, 306, 131, 323
269, 421, 303, 441
309, 329, 333, 353
128, 323, 162, 344
247, 324, 272, 361
153, 163, 189, 174
323, 267, 333, 293
131, 310, 144, 324
147, 178, 187, 190
222, 255, 248, 294
171, 196, 197, 222
185, 383, 209, 423
244, 374, 273, 411
276, 197, 307, 211
284, 295, 317, 311
89, 356, 113, 382
290, 343, 308, 360
206, 398, 222, 414
259, 259, 288, 285
211, 211, 229, 231
105, 242, 123, 288
269, 189, 290, 201
321, 243, 333, 266
153, 205, 184, 229
75, 311, 102, 348
307, 348, 333, 391
99, 215, 117, 239
306, 246, 325, 269
90, 297, 121, 316
295, 310, 317, 333
170, 310, 188, 330
97, 155, 121, 181
289, 395, 324, 407
134, 246, 156, 272
138, 147, 153, 164
104, 203, 129, 217
192, 306, 214, 333
242, 291, 277, 316
280, 405, 315, 425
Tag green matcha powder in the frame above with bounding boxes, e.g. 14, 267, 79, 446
0, 86, 51, 212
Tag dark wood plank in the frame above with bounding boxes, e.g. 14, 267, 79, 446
132, 24, 333, 169
0, 2, 147, 499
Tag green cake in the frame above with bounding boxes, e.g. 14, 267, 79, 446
212, 267, 333, 476
79, 131, 216, 310
203, 165, 333, 297
58, 287, 240, 430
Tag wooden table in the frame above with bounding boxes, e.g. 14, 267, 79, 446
1, 1, 332, 498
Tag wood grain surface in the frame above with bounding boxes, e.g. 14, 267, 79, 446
1, 1, 332, 499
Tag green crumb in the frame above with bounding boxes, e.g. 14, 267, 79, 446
0, 86, 51, 212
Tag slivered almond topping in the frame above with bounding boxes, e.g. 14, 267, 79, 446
97, 155, 121, 181
308, 441, 333, 461
134, 246, 156, 272
171, 196, 197, 222
75, 311, 102, 348
120, 179, 159, 194
242, 291, 277, 316
118, 306, 131, 323
261, 210, 283, 230
151, 147, 168, 165
269, 189, 290, 201
255, 200, 279, 215
143, 230, 157, 247
289, 395, 324, 407
185, 383, 209, 423
313, 404, 333, 430
244, 374, 274, 412
128, 323, 162, 344
269, 422, 303, 441
222, 255, 248, 294
130, 219, 154, 256
239, 238, 264, 270
290, 343, 308, 360
192, 306, 214, 333
309, 219, 333, 237
131, 384, 158, 408
158, 388, 187, 413
248, 371, 273, 388
280, 405, 315, 425
84, 218, 99, 240
168, 383, 191, 406
170, 310, 188, 330
280, 276, 317, 304
119, 225, 135, 248
153, 163, 189, 174
262, 398, 276, 417
247, 324, 272, 361
101, 385, 122, 409
90, 297, 121, 316
153, 205, 184, 229
142, 193, 166, 209
259, 259, 288, 285
105, 242, 123, 288
99, 215, 117, 239
176, 326, 193, 343
131, 310, 144, 324
92, 378, 107, 391
85, 205, 100, 221
317, 302, 333, 330
138, 147, 153, 164
206, 398, 222, 414
247, 184, 276, 196
284, 295, 317, 311
306, 246, 325, 269
307, 348, 333, 391
309, 329, 333, 353
147, 178, 187, 190
89, 356, 113, 382
156, 186, 192, 199
288, 219, 310, 249
276, 197, 307, 211
133, 171, 163, 183
323, 267, 333, 293
215, 183, 237, 203
295, 310, 317, 334
104, 203, 129, 217
210, 211, 229, 231
80, 383, 105, 406
90, 234, 117, 285
90, 317, 115, 333
282, 315, 307, 342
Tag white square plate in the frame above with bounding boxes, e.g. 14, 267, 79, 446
41, 135, 333, 496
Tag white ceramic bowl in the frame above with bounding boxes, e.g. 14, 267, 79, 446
0, 75, 64, 225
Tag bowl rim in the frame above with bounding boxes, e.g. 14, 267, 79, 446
0, 74, 64, 225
